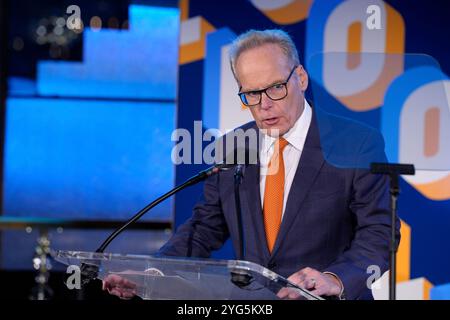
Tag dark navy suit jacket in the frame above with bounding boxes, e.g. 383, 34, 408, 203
159, 107, 400, 300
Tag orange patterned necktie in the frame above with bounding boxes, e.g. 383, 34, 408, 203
263, 137, 289, 253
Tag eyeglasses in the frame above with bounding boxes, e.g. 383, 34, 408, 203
238, 65, 298, 107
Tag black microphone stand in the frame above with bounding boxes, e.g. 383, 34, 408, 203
234, 164, 245, 260
370, 162, 415, 300
230, 164, 253, 288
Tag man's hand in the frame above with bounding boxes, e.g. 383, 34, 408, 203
277, 267, 342, 299
102, 274, 137, 300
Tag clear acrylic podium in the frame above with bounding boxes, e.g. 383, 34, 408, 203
53, 250, 322, 300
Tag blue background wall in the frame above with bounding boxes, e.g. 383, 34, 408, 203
174, 0, 450, 289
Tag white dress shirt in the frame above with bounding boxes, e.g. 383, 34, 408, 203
259, 99, 312, 219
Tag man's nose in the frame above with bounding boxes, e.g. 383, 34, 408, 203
259, 91, 273, 110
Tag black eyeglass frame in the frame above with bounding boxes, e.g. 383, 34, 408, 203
238, 65, 299, 107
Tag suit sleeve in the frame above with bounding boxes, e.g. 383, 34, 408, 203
324, 130, 401, 300
157, 172, 229, 258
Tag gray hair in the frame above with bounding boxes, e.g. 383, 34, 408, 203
228, 29, 300, 83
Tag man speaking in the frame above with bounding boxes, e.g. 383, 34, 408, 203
104, 29, 400, 300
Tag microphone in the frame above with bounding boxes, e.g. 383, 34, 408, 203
79, 152, 248, 286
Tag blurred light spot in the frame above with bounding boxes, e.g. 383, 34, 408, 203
12, 37, 24, 51
25, 226, 32, 233
56, 17, 66, 27
36, 36, 46, 45
56, 36, 67, 45
73, 20, 84, 34
33, 257, 41, 269
54, 26, 64, 36
36, 25, 47, 37
90, 16, 102, 31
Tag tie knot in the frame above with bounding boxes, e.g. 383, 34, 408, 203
276, 137, 289, 152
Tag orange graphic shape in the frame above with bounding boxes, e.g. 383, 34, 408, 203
256, 0, 313, 25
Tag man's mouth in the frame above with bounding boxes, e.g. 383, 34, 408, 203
262, 117, 279, 126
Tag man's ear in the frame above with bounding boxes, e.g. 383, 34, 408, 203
296, 65, 309, 91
